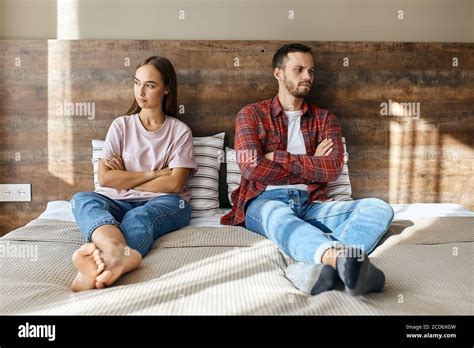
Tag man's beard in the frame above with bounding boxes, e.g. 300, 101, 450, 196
283, 75, 311, 98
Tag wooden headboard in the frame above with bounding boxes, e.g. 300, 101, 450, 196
0, 40, 472, 235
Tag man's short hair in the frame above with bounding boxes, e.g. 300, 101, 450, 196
272, 43, 313, 70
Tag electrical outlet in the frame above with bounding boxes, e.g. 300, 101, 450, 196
0, 184, 32, 202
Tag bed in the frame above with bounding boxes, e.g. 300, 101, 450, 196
0, 40, 472, 316
1, 201, 473, 315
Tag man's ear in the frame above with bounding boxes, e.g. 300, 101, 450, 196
273, 67, 282, 82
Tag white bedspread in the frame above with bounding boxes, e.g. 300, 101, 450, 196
38, 200, 474, 226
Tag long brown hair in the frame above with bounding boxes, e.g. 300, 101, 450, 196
125, 56, 178, 117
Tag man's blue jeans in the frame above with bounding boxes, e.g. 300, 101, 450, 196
245, 189, 394, 264
71, 192, 191, 257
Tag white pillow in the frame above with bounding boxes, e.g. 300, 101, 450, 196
187, 132, 225, 217
92, 132, 225, 217
225, 147, 242, 205
92, 139, 107, 195
226, 137, 352, 205
326, 137, 352, 201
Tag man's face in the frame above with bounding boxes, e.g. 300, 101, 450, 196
278, 52, 314, 98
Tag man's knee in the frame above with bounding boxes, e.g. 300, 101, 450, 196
360, 198, 394, 222
246, 199, 294, 232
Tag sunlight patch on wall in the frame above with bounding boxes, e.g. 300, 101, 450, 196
47, 40, 74, 185
389, 116, 473, 205
57, 0, 80, 39
47, 0, 80, 185
439, 133, 474, 208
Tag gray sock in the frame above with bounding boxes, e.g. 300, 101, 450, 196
285, 263, 339, 295
336, 248, 385, 296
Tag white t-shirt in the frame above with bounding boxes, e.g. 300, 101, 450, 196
99, 113, 198, 202
266, 110, 308, 191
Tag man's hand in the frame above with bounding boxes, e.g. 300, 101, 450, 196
314, 138, 333, 157
265, 152, 274, 161
155, 167, 172, 177
104, 153, 125, 170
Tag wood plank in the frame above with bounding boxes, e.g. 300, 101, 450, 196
0, 40, 473, 235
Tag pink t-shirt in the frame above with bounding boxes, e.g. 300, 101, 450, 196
98, 113, 198, 202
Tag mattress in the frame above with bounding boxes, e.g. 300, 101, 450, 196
1, 202, 473, 315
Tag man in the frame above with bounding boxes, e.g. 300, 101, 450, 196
221, 43, 394, 296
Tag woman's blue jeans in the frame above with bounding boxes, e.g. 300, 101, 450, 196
245, 189, 394, 264
71, 192, 191, 257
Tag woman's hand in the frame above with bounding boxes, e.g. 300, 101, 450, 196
314, 138, 334, 156
104, 154, 125, 171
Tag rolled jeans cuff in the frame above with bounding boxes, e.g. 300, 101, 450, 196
313, 241, 345, 264
85, 220, 120, 241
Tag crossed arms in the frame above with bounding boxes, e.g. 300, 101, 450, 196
235, 109, 344, 185
98, 156, 190, 194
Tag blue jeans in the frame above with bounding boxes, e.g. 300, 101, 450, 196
71, 192, 192, 257
245, 189, 394, 264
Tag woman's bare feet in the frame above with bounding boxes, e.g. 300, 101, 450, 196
71, 243, 106, 292
95, 240, 142, 287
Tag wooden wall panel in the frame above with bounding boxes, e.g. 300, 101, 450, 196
0, 40, 473, 235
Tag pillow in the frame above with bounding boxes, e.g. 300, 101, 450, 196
92, 139, 107, 195
226, 137, 352, 205
326, 137, 352, 201
187, 132, 225, 217
225, 147, 242, 205
91, 132, 225, 218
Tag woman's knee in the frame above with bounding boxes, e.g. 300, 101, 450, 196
122, 200, 190, 240
71, 191, 90, 204
71, 192, 98, 210
145, 195, 189, 216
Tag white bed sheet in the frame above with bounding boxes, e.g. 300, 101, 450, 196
37, 200, 474, 227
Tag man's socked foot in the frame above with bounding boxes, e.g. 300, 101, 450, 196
285, 263, 339, 295
95, 242, 142, 288
71, 243, 105, 292
336, 247, 385, 296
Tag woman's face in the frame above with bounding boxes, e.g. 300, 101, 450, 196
134, 64, 169, 111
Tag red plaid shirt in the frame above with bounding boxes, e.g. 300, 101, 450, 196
220, 95, 344, 226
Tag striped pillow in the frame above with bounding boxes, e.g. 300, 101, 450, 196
92, 133, 225, 217
226, 137, 352, 205
187, 132, 225, 217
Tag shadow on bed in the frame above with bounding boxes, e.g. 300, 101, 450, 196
375, 220, 415, 248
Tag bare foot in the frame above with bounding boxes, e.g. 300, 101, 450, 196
71, 243, 106, 292
95, 241, 142, 287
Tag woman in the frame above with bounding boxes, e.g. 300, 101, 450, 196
70, 56, 197, 292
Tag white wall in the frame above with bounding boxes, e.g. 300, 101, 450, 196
0, 0, 473, 41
